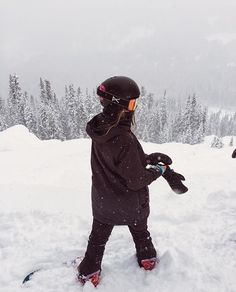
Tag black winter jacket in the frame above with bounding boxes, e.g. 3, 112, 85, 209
86, 106, 161, 225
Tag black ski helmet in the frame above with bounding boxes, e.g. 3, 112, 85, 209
97, 76, 140, 111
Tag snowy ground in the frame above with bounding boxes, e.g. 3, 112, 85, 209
0, 126, 236, 292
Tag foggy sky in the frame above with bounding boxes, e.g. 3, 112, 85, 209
1, 0, 236, 107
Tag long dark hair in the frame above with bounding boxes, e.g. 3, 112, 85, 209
103, 109, 136, 136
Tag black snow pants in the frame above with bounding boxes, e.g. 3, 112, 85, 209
79, 218, 157, 276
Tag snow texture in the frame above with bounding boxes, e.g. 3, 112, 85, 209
0, 126, 236, 292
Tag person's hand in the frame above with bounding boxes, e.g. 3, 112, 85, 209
146, 152, 172, 166
162, 166, 188, 194
149, 164, 167, 175
232, 149, 236, 158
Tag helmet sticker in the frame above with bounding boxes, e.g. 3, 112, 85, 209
112, 96, 120, 103
99, 84, 106, 92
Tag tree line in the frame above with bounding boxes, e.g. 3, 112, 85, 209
0, 74, 235, 145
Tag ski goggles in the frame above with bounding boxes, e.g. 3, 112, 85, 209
97, 87, 138, 111
127, 99, 137, 111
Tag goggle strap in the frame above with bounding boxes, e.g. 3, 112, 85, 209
97, 87, 137, 111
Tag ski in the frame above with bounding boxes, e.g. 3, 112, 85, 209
23, 269, 40, 284
22, 257, 80, 284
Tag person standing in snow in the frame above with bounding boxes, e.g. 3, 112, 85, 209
77, 76, 188, 287
232, 149, 236, 158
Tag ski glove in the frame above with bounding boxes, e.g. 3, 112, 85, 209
162, 166, 188, 194
232, 149, 236, 158
146, 152, 172, 166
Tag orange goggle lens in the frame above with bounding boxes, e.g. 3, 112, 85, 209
128, 99, 137, 111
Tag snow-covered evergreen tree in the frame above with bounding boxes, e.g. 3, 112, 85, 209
38, 78, 50, 139
207, 111, 221, 137
0, 97, 7, 131
37, 79, 64, 140
52, 93, 65, 140
189, 95, 200, 144
159, 91, 168, 129
134, 88, 149, 140
7, 74, 24, 126
23, 92, 37, 134
181, 95, 205, 144
60, 86, 69, 139
65, 84, 79, 139
77, 87, 88, 137
45, 79, 53, 104
172, 106, 184, 142
211, 136, 224, 149
148, 100, 161, 143
182, 96, 192, 144
84, 88, 100, 123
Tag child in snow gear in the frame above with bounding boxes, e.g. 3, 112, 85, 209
78, 76, 187, 286
232, 149, 236, 158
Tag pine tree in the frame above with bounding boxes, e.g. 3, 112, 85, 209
140, 86, 147, 97
149, 101, 161, 143
207, 111, 221, 137
189, 95, 199, 144
77, 87, 87, 137
0, 97, 7, 131
159, 91, 169, 143
23, 92, 37, 134
45, 79, 53, 104
91, 89, 102, 115
211, 136, 224, 149
172, 105, 184, 142
65, 84, 79, 139
201, 107, 207, 138
233, 113, 236, 136
38, 79, 63, 139
183, 96, 192, 144
159, 90, 168, 132
135, 92, 149, 140
7, 74, 24, 126
181, 95, 204, 144
38, 78, 50, 139
84, 88, 98, 122
60, 86, 69, 139
52, 93, 65, 140
39, 78, 46, 101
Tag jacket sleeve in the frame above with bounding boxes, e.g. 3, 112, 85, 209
116, 141, 161, 191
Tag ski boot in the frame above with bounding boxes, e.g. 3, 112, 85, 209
77, 270, 101, 287
140, 257, 159, 271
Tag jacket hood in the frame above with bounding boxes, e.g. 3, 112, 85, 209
86, 105, 133, 143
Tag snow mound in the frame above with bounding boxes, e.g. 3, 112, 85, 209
0, 125, 41, 151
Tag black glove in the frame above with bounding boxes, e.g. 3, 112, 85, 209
146, 152, 172, 166
162, 166, 188, 194
232, 149, 236, 158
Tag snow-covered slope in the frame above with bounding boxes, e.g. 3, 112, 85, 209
0, 126, 235, 292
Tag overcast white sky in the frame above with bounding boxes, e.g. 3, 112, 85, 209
1, 0, 236, 106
